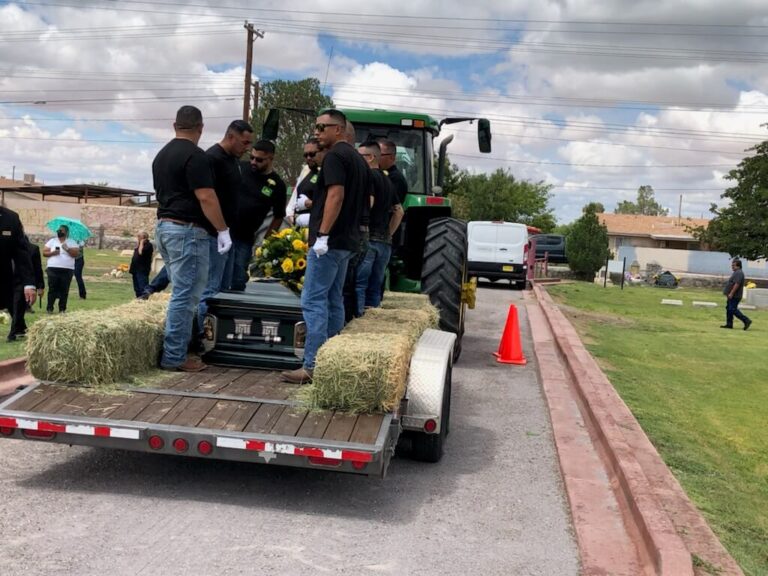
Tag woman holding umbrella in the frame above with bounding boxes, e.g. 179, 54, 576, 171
43, 224, 80, 313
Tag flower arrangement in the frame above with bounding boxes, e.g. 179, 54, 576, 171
253, 227, 309, 293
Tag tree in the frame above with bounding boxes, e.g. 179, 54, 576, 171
583, 201, 605, 213
566, 203, 610, 280
693, 139, 768, 259
447, 168, 556, 232
252, 78, 334, 185
614, 185, 668, 216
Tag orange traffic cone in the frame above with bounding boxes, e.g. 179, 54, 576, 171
493, 304, 527, 365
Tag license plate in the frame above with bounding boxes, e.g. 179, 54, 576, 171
502, 265, 514, 272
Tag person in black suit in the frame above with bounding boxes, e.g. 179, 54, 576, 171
0, 206, 36, 318
8, 237, 44, 341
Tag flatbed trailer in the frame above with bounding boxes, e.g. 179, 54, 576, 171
0, 329, 455, 477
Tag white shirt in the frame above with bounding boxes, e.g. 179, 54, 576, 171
45, 237, 76, 270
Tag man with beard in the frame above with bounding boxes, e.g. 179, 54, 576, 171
292, 137, 325, 228
229, 139, 287, 291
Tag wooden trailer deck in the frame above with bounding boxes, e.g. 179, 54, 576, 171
4, 368, 384, 445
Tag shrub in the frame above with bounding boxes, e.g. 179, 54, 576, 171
566, 205, 610, 281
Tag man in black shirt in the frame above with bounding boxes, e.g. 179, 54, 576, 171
129, 231, 154, 298
8, 234, 44, 342
230, 140, 287, 291
378, 138, 408, 205
153, 105, 231, 372
0, 207, 36, 315
199, 119, 253, 325
355, 141, 403, 316
292, 137, 325, 227
721, 258, 752, 330
282, 109, 369, 384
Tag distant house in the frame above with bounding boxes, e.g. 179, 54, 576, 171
598, 214, 710, 253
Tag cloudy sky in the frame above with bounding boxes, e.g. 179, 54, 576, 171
2, 0, 768, 223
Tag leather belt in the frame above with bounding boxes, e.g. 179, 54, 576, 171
159, 217, 204, 228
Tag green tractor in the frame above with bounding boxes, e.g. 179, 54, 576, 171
262, 108, 492, 361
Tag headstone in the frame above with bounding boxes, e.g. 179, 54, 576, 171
739, 304, 757, 310
661, 299, 683, 306
692, 301, 718, 307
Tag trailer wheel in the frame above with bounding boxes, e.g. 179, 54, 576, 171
421, 218, 467, 362
411, 365, 451, 463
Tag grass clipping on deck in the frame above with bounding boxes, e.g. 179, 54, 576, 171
302, 300, 439, 414
26, 299, 167, 387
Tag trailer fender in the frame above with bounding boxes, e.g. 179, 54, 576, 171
402, 328, 455, 433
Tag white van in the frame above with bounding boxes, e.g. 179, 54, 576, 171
467, 221, 530, 286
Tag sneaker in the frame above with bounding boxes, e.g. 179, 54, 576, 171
281, 367, 313, 384
744, 319, 752, 331
719, 325, 733, 329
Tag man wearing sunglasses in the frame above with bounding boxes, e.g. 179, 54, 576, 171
377, 138, 408, 205
292, 137, 325, 227
229, 139, 287, 291
281, 109, 370, 384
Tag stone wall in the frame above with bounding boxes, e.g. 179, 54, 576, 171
81, 205, 156, 238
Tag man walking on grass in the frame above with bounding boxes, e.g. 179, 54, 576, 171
721, 258, 752, 331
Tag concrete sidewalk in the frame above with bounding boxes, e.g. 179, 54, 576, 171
529, 284, 743, 576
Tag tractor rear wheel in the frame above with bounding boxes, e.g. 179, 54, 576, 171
421, 217, 467, 362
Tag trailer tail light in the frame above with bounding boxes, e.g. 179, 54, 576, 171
351, 461, 367, 471
0, 426, 14, 436
173, 438, 189, 453
197, 440, 213, 456
425, 196, 445, 205
308, 456, 342, 467
22, 429, 57, 439
424, 419, 437, 433
148, 435, 164, 450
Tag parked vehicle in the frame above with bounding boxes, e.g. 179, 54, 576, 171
531, 234, 567, 264
467, 221, 530, 287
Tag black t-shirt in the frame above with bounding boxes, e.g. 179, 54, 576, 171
231, 165, 287, 243
295, 168, 320, 216
129, 241, 154, 275
724, 269, 746, 299
387, 164, 409, 205
206, 143, 242, 227
153, 138, 215, 234
369, 169, 397, 243
310, 142, 370, 251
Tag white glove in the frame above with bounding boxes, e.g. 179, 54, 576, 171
217, 228, 232, 254
313, 235, 329, 257
295, 213, 310, 227
296, 195, 311, 211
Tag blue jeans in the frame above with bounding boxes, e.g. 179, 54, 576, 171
725, 296, 750, 327
198, 237, 229, 331
155, 221, 210, 368
230, 239, 255, 291
355, 241, 392, 316
301, 247, 352, 370
148, 266, 170, 293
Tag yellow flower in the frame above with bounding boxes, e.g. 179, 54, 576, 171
296, 258, 306, 270
297, 283, 303, 291
255, 247, 263, 258
267, 178, 276, 187
281, 258, 294, 273
302, 228, 309, 240
292, 239, 305, 250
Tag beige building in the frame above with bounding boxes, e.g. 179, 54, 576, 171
598, 214, 710, 254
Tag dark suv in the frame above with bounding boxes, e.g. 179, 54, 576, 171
531, 234, 567, 263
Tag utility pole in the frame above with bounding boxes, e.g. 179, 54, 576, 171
678, 194, 682, 224
243, 22, 264, 122
253, 80, 260, 115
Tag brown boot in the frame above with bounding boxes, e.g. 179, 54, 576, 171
281, 367, 313, 384
162, 357, 207, 372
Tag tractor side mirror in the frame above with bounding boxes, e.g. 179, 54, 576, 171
478, 118, 491, 153
262, 109, 280, 141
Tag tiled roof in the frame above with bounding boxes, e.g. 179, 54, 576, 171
598, 213, 709, 238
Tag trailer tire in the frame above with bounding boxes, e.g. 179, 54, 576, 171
410, 365, 451, 463
421, 217, 467, 362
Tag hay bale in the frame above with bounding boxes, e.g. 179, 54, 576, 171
344, 307, 438, 346
303, 333, 412, 413
26, 299, 167, 387
380, 291, 433, 310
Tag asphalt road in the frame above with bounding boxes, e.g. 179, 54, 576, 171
0, 286, 579, 576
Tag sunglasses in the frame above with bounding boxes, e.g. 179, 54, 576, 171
315, 122, 342, 132
303, 152, 317, 158
250, 156, 267, 163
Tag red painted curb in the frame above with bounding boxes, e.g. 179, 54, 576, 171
534, 285, 693, 576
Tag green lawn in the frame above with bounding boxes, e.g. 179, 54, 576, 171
1, 269, 135, 362
547, 282, 767, 576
